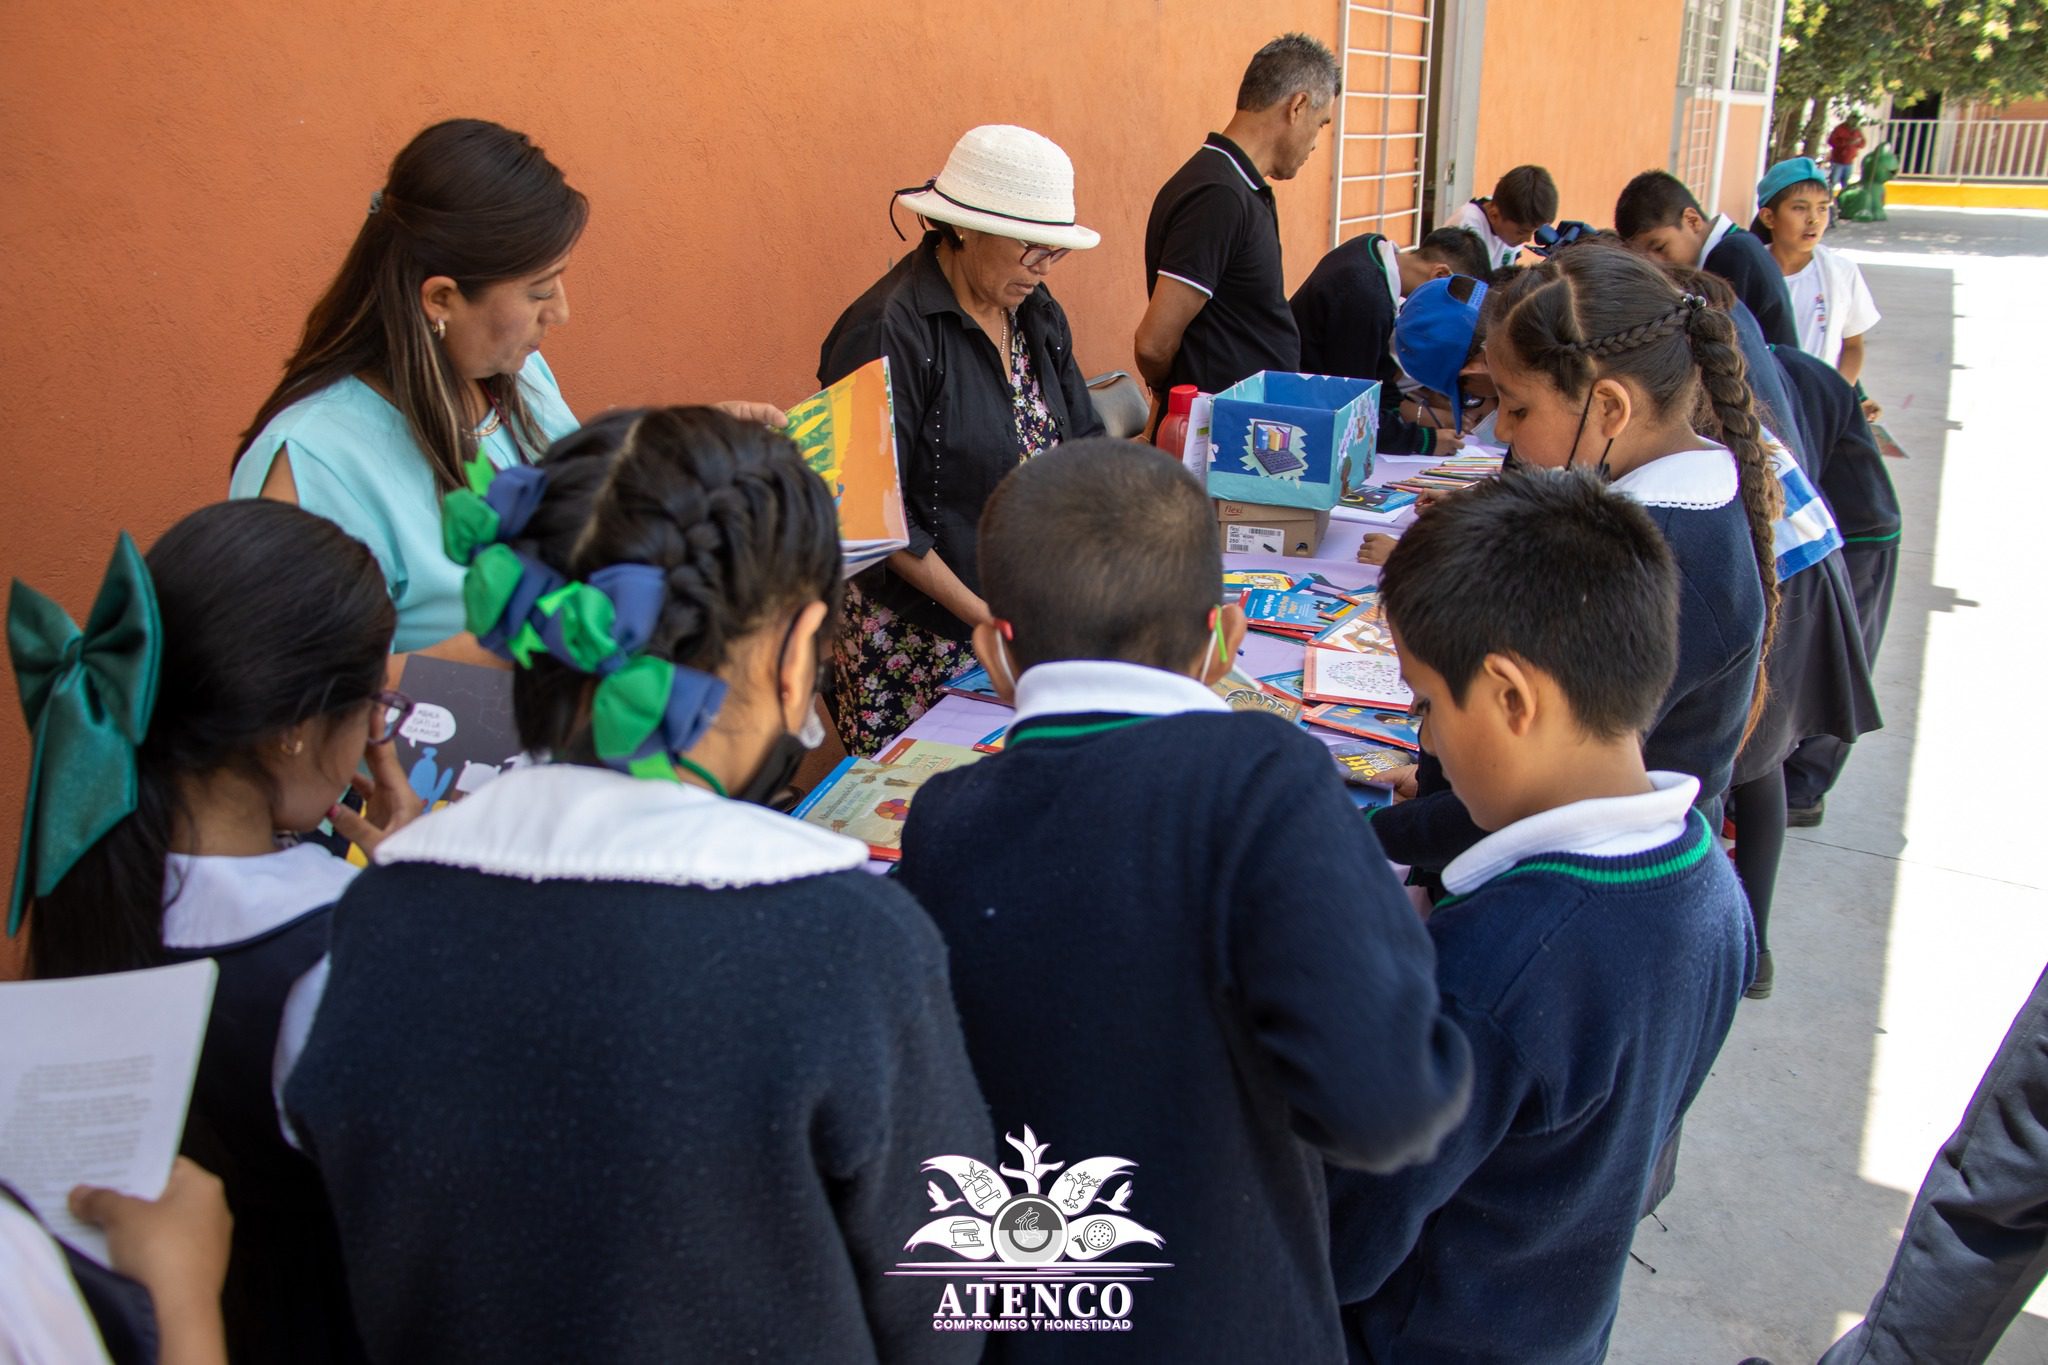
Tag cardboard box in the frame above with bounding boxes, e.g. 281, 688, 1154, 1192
1215, 499, 1331, 558
1205, 371, 1380, 512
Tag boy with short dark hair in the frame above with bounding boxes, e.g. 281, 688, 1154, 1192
1616, 168, 1799, 348
1449, 165, 1558, 270
898, 438, 1474, 1363
1292, 226, 1492, 455
1328, 468, 1754, 1363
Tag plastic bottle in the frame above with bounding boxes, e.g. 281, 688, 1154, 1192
1154, 385, 1198, 459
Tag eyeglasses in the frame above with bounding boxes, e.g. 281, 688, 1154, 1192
369, 690, 415, 745
1019, 242, 1071, 270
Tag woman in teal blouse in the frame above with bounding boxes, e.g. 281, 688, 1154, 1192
232, 118, 778, 655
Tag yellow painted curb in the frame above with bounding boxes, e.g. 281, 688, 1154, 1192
1885, 182, 2048, 210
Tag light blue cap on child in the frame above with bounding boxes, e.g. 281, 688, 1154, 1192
1756, 157, 1828, 206
1395, 275, 1489, 434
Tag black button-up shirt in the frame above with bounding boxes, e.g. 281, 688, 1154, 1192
1144, 133, 1300, 394
818, 232, 1104, 640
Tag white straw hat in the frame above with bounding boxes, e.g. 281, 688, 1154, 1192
894, 125, 1101, 251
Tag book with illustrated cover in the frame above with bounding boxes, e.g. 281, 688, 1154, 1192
1304, 702, 1422, 751
940, 662, 1008, 706
1311, 601, 1396, 656
1211, 667, 1303, 723
387, 655, 525, 811
784, 356, 911, 575
1222, 570, 1311, 594
1257, 670, 1306, 702
789, 736, 983, 860
1338, 485, 1418, 515
1302, 648, 1413, 708
1328, 742, 1414, 788
1240, 588, 1327, 636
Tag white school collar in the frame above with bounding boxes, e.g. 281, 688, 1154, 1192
1012, 660, 1229, 725
1376, 237, 1405, 309
1442, 771, 1701, 896
1609, 444, 1738, 511
162, 843, 359, 950
373, 763, 868, 888
1698, 213, 1737, 266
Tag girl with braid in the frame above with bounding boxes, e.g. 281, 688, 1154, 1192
284, 408, 991, 1364
1367, 242, 1781, 913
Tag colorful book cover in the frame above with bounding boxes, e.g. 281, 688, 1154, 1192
972, 725, 1009, 754
789, 737, 982, 860
1303, 702, 1422, 751
1210, 667, 1303, 723
1302, 647, 1413, 708
1302, 573, 1374, 603
1312, 604, 1396, 657
1240, 589, 1327, 634
1338, 486, 1418, 514
1328, 742, 1415, 788
1222, 570, 1310, 594
784, 356, 910, 575
1257, 670, 1306, 702
940, 662, 1008, 706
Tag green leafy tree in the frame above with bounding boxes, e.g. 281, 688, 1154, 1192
1773, 0, 2048, 159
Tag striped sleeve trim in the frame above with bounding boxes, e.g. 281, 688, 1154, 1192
1155, 269, 1215, 298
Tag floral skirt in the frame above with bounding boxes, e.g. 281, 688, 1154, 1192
831, 578, 964, 758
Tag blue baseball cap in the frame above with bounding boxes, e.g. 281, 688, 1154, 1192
1395, 275, 1489, 433
1757, 157, 1827, 207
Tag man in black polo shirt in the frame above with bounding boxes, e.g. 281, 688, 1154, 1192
1135, 32, 1340, 401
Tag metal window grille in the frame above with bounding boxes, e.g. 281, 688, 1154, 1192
1331, 0, 1436, 247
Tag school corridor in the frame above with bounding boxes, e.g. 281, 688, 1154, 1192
1606, 206, 2048, 1363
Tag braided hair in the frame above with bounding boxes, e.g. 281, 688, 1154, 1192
505, 407, 843, 756
1492, 243, 1782, 736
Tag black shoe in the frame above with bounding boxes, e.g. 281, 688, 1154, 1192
1786, 797, 1825, 828
1746, 950, 1774, 1000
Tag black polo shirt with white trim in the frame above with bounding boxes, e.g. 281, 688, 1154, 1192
1144, 133, 1300, 394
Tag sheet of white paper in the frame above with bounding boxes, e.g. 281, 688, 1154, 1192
0, 959, 217, 1265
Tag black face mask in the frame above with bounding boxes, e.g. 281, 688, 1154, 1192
731, 609, 833, 811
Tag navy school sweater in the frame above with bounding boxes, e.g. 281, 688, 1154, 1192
1331, 813, 1755, 1363
1291, 235, 1437, 455
285, 765, 992, 1365
898, 709, 1474, 1363
1705, 225, 1799, 350
1773, 344, 1902, 544
1370, 458, 1766, 877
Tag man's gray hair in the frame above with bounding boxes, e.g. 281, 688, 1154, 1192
1236, 33, 1341, 112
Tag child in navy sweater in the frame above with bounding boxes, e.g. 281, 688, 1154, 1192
1617, 169, 1799, 349
1370, 243, 1781, 881
286, 409, 991, 1364
8, 500, 421, 1365
1330, 469, 1755, 1364
1291, 226, 1493, 454
898, 439, 1473, 1363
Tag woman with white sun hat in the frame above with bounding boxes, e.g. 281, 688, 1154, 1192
818, 125, 1106, 754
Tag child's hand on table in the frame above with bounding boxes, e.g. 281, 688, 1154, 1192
1384, 765, 1420, 800
1358, 534, 1398, 566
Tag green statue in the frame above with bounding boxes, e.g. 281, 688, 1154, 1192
1840, 142, 1898, 222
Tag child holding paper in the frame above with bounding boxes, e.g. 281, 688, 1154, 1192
897, 438, 1473, 1363
8, 500, 419, 1363
1330, 469, 1754, 1361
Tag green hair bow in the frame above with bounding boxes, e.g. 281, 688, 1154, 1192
7, 534, 162, 935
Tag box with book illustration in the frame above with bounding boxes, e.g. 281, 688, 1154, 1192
1205, 371, 1380, 512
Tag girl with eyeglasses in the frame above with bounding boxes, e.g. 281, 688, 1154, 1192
7, 498, 420, 1363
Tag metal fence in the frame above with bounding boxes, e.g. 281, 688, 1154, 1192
1870, 117, 2048, 182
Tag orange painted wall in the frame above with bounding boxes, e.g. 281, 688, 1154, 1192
0, 1, 1344, 946
1715, 102, 1770, 222
1469, 0, 1687, 228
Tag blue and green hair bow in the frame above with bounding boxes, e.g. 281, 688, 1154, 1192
441, 456, 728, 781
7, 534, 162, 935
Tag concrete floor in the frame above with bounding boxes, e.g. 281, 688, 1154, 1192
1606, 207, 2048, 1363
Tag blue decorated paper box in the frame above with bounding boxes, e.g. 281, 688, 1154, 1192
1204, 372, 1380, 512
